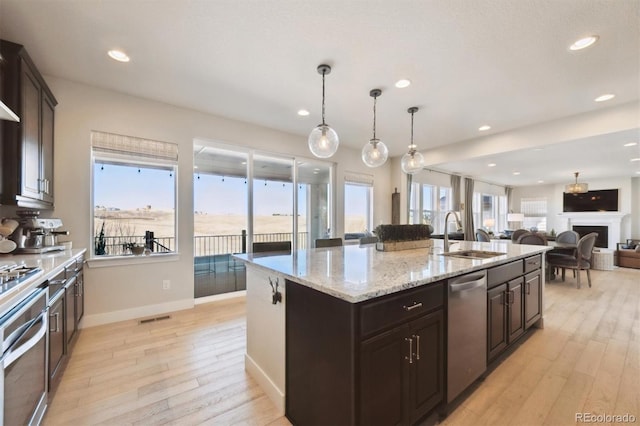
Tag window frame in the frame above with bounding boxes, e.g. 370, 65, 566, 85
344, 181, 373, 235
90, 145, 179, 262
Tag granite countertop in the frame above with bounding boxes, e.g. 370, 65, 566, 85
234, 240, 552, 303
0, 248, 86, 314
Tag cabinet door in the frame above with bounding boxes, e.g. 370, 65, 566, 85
524, 271, 542, 329
487, 284, 507, 361
20, 63, 42, 201
360, 324, 410, 426
40, 93, 55, 204
65, 277, 77, 347
408, 310, 444, 424
48, 294, 65, 384
507, 278, 524, 343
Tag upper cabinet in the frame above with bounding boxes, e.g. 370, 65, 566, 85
1, 39, 57, 209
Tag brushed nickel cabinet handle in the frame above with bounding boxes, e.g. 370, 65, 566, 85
403, 302, 423, 311
49, 312, 60, 333
405, 337, 413, 364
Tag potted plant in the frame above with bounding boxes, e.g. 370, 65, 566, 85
123, 242, 145, 255
374, 224, 434, 252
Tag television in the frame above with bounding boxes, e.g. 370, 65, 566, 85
563, 189, 618, 212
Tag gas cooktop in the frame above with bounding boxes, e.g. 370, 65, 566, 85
0, 264, 44, 296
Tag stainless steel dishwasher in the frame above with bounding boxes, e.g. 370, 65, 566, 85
447, 270, 487, 403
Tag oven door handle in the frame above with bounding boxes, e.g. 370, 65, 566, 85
1, 319, 35, 353
1, 312, 47, 369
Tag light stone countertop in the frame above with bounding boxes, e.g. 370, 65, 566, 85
0, 248, 86, 314
235, 240, 552, 303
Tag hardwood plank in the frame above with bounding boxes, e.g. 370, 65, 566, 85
43, 268, 639, 426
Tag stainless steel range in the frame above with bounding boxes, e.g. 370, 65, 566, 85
0, 264, 48, 426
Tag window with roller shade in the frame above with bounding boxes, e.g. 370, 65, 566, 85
520, 197, 547, 232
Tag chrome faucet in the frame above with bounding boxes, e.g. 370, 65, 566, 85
443, 210, 462, 252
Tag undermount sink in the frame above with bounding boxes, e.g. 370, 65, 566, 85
440, 250, 506, 260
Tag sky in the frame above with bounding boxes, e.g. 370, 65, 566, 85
94, 163, 175, 210
94, 163, 366, 218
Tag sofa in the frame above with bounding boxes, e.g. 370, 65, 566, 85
615, 239, 640, 269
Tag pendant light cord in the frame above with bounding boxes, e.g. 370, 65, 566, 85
321, 72, 326, 126
372, 95, 377, 140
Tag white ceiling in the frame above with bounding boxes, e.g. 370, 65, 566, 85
1, 0, 639, 186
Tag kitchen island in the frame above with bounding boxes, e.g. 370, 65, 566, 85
235, 240, 552, 425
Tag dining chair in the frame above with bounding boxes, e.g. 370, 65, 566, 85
359, 236, 378, 245
315, 237, 343, 248
475, 229, 491, 242
517, 233, 547, 245
252, 241, 291, 255
546, 232, 598, 289
511, 229, 529, 243
553, 230, 580, 277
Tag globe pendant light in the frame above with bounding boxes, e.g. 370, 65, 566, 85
308, 64, 339, 158
362, 89, 389, 167
401, 107, 425, 174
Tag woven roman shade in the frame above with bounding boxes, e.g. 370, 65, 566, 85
91, 131, 178, 165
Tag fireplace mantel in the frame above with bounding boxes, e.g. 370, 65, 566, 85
557, 212, 628, 248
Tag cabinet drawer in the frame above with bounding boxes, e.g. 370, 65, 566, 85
524, 255, 542, 273
487, 260, 523, 288
48, 269, 66, 299
360, 282, 443, 338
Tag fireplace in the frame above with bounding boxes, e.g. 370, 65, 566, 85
557, 212, 626, 250
572, 225, 608, 248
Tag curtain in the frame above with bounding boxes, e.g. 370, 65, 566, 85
450, 174, 461, 212
505, 186, 513, 212
406, 173, 413, 223
464, 177, 475, 241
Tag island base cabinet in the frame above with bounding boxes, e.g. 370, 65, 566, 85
487, 284, 507, 361
360, 311, 444, 426
524, 270, 542, 329
286, 280, 357, 426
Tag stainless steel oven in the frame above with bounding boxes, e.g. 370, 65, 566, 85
0, 287, 48, 426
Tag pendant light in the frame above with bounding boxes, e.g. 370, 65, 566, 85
565, 172, 588, 194
401, 107, 425, 174
308, 64, 339, 158
361, 89, 389, 167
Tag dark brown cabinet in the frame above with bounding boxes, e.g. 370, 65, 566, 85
487, 255, 542, 363
360, 311, 444, 426
48, 292, 65, 384
47, 254, 85, 396
286, 279, 444, 426
0, 39, 57, 208
524, 270, 542, 329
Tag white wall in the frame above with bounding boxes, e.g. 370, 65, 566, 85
42, 77, 391, 326
512, 177, 638, 239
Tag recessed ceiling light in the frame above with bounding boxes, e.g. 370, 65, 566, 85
594, 94, 615, 102
194, 166, 198, 169
624, 142, 638, 147
533, 148, 544, 152
513, 171, 521, 175
478, 125, 491, 131
241, 161, 247, 165
631, 158, 640, 162
537, 180, 544, 184
297, 109, 310, 116
107, 49, 130, 62
487, 163, 496, 167
395, 79, 411, 88
569, 35, 599, 51
636, 171, 640, 174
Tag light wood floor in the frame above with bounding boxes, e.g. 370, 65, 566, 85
44, 267, 640, 425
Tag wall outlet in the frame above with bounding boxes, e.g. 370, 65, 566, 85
162, 279, 171, 290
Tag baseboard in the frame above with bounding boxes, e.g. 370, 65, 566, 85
195, 290, 246, 305
81, 299, 194, 328
245, 353, 285, 415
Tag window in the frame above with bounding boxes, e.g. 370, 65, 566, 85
408, 183, 451, 233
92, 131, 177, 257
344, 174, 373, 234
473, 193, 508, 234
521, 197, 547, 232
